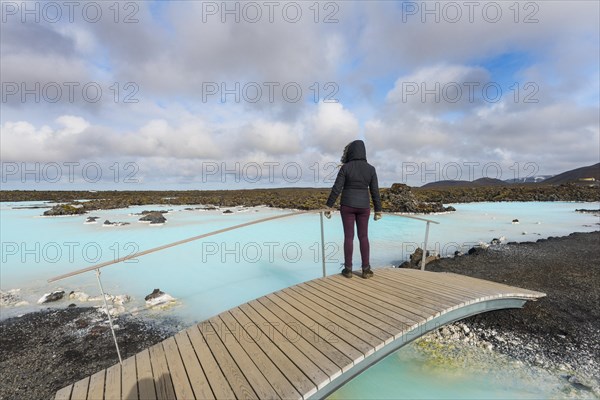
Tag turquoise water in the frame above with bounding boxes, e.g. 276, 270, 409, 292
330, 340, 595, 399
1, 201, 599, 399
2, 201, 598, 322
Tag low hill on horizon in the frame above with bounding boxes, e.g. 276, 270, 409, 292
421, 177, 509, 189
420, 163, 599, 188
541, 163, 599, 185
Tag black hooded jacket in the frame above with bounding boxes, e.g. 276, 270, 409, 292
326, 140, 382, 211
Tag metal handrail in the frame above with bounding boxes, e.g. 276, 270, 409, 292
48, 209, 439, 282
386, 213, 441, 224
45, 206, 439, 364
385, 213, 440, 270
48, 209, 328, 283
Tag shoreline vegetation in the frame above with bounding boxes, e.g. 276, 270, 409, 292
1, 183, 599, 215
1, 231, 598, 399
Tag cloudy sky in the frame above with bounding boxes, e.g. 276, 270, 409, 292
1, 1, 598, 189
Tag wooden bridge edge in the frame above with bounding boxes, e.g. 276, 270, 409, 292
308, 297, 530, 399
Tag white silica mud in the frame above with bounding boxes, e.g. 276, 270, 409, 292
329, 332, 597, 400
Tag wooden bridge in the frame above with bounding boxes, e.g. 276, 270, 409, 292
55, 267, 545, 400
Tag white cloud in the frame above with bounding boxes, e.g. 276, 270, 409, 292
1, 116, 222, 162
0, 117, 97, 162
55, 115, 89, 135
1, 121, 53, 161
1, 1, 598, 187
307, 102, 360, 153
354, 1, 599, 73
239, 120, 302, 156
386, 64, 491, 113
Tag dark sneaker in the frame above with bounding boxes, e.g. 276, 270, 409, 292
341, 268, 353, 278
362, 267, 374, 279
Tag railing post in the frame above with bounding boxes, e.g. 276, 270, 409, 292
420, 221, 431, 271
320, 212, 326, 278
95, 269, 123, 364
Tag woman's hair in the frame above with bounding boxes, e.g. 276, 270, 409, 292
340, 142, 351, 164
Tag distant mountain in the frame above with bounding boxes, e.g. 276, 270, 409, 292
541, 163, 600, 185
420, 164, 600, 188
471, 177, 508, 186
421, 177, 507, 188
420, 180, 468, 188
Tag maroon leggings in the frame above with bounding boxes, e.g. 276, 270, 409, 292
340, 205, 371, 270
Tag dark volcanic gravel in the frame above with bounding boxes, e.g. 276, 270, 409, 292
426, 231, 600, 389
0, 307, 178, 400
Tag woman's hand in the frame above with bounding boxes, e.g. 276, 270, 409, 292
374, 212, 383, 221
324, 206, 335, 219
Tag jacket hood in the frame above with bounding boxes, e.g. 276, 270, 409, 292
341, 140, 367, 163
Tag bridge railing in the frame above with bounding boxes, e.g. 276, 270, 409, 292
47, 208, 439, 364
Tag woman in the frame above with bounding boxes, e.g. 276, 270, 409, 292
325, 140, 382, 279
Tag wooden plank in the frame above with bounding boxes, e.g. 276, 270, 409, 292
307, 280, 413, 333
266, 292, 370, 361
396, 269, 543, 300
386, 274, 488, 308
148, 342, 176, 399
121, 356, 137, 400
288, 285, 393, 343
310, 281, 417, 330
136, 349, 156, 400
208, 316, 279, 399
238, 301, 331, 392
387, 269, 495, 294
327, 272, 442, 315
279, 288, 383, 350
327, 276, 438, 321
248, 298, 346, 379
186, 324, 236, 399
316, 279, 422, 327
197, 320, 258, 399
298, 282, 403, 342
338, 274, 451, 313
162, 336, 195, 400
318, 278, 426, 329
380, 271, 480, 303
440, 272, 544, 296
258, 295, 361, 370
415, 269, 510, 288
173, 331, 214, 400
70, 376, 90, 400
399, 269, 503, 295
228, 306, 316, 398
386, 270, 499, 299
357, 273, 461, 310
218, 311, 302, 400
55, 385, 72, 400
104, 363, 121, 400
386, 269, 543, 299
373, 270, 477, 304
87, 369, 105, 399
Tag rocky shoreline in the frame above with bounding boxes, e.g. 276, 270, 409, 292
3, 183, 598, 215
421, 231, 600, 397
0, 307, 182, 400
